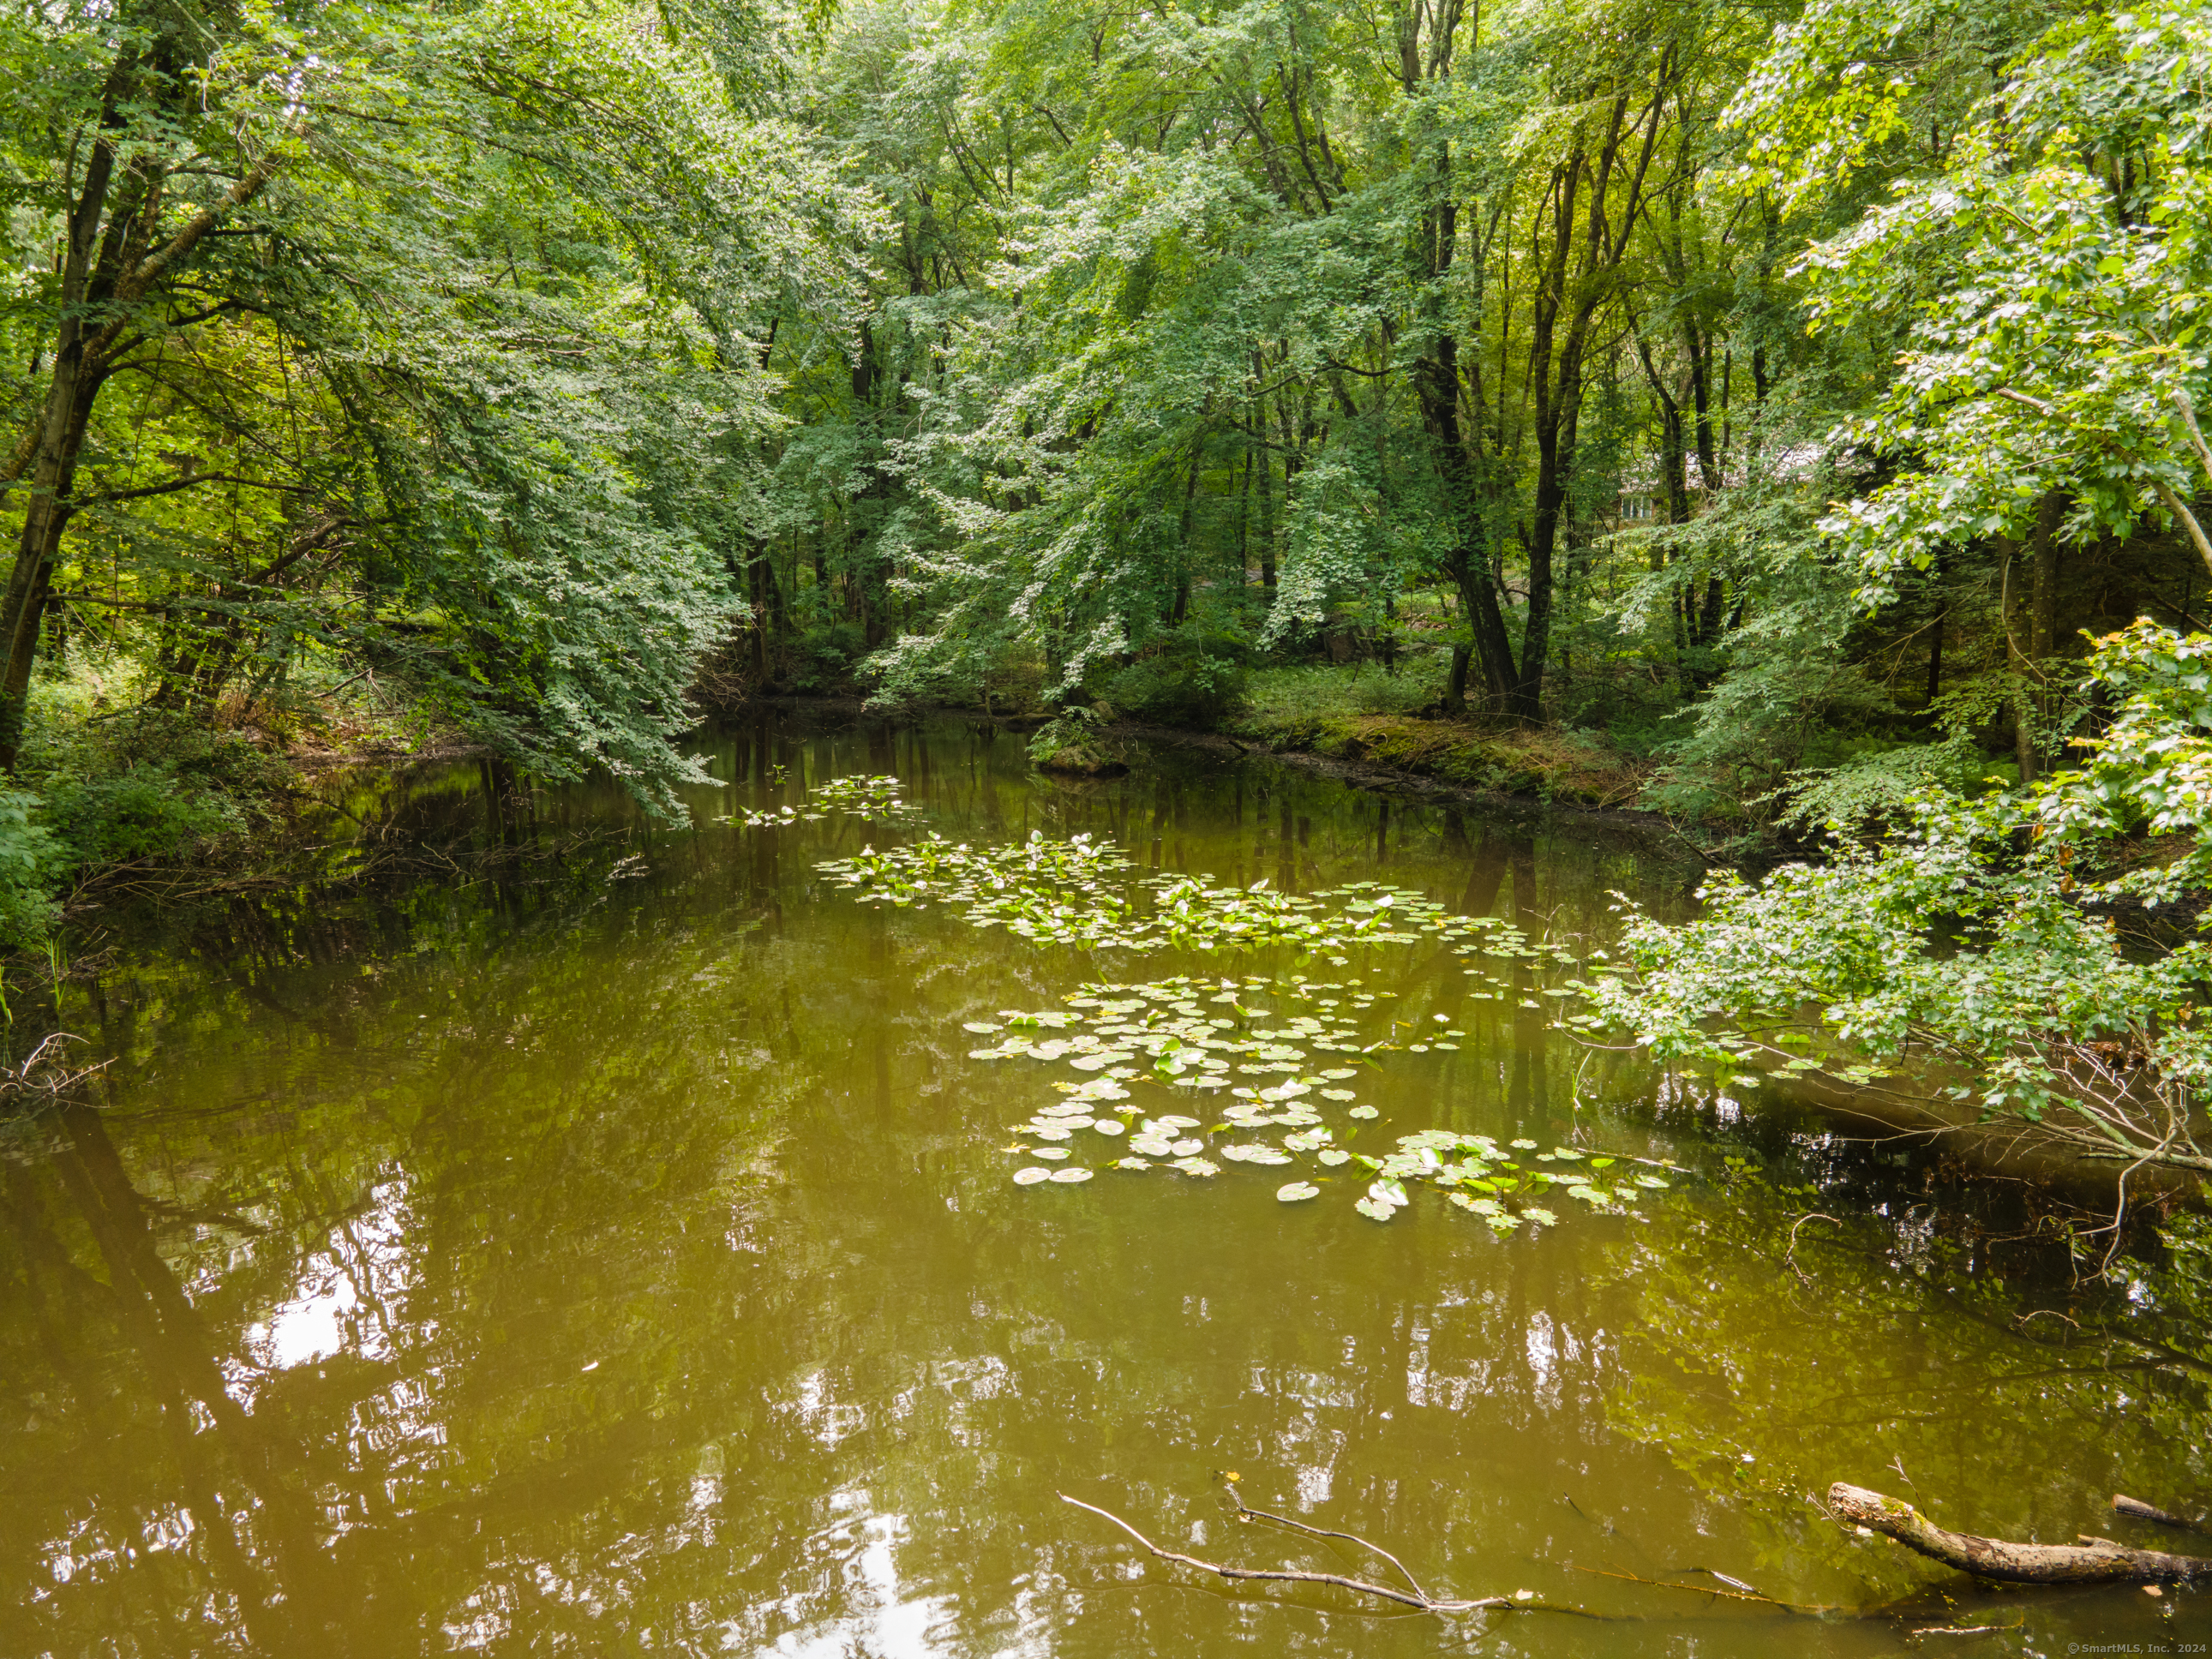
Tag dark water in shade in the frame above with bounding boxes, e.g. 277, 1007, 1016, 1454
1, 712, 2206, 1656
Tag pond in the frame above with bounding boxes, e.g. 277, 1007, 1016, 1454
1, 712, 2204, 1655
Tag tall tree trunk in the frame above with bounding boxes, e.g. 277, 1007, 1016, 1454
0, 61, 138, 770
1415, 179, 1517, 706
0, 39, 277, 771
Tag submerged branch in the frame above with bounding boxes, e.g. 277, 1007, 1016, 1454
2113, 1494, 2212, 1536
1222, 1478, 1427, 1600
1058, 1492, 1574, 1615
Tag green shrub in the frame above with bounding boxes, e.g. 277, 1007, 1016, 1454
1092, 621, 1253, 728
1100, 650, 1246, 727
27, 707, 283, 862
0, 792, 61, 951
1236, 661, 1444, 740
790, 620, 867, 692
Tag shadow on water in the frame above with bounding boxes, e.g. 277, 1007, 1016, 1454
0, 709, 2203, 1655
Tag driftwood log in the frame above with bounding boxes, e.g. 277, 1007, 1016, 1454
1832, 1484, 2212, 1584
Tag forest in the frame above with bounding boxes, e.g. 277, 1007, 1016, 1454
3, 0, 2206, 798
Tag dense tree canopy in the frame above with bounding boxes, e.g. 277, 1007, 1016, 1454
3, 0, 2209, 843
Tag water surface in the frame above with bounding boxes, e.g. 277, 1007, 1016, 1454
2, 716, 2204, 1655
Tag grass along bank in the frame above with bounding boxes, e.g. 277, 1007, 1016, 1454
1222, 664, 1646, 810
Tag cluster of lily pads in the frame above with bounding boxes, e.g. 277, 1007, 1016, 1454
974, 973, 1674, 1231
730, 773, 914, 830
798, 818, 1673, 1227
820, 831, 1142, 944
819, 831, 1593, 972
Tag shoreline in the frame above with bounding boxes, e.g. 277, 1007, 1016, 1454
747, 692, 1691, 842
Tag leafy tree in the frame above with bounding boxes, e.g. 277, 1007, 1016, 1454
1, 0, 867, 808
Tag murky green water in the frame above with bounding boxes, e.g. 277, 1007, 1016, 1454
2, 715, 2206, 1655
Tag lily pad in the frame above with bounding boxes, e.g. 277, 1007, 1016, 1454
1171, 1137, 1204, 1156
1523, 1207, 1558, 1226
1027, 1126, 1074, 1142
1012, 1168, 1052, 1185
1354, 1195, 1396, 1221
1347, 1105, 1380, 1120
1316, 1149, 1352, 1166
1112, 1158, 1154, 1171
1050, 1168, 1094, 1183
1028, 1147, 1070, 1161
963, 1021, 1002, 1033
1277, 1182, 1321, 1202
1221, 1144, 1292, 1165
1091, 1119, 1125, 1136
1171, 1157, 1220, 1177
1319, 1087, 1357, 1101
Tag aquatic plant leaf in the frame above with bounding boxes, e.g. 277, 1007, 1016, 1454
1354, 1196, 1396, 1221
1277, 1182, 1320, 1201
1347, 1105, 1379, 1120
1049, 1168, 1094, 1183
1012, 1168, 1052, 1185
1171, 1157, 1220, 1177
1316, 1149, 1352, 1166
1220, 1144, 1291, 1165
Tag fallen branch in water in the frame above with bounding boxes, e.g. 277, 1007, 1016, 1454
2113, 1494, 2211, 1535
1564, 1561, 1834, 1612
1831, 1485, 2212, 1584
1783, 1213, 1840, 1286
1058, 1492, 1578, 1615
1220, 1478, 1429, 1600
